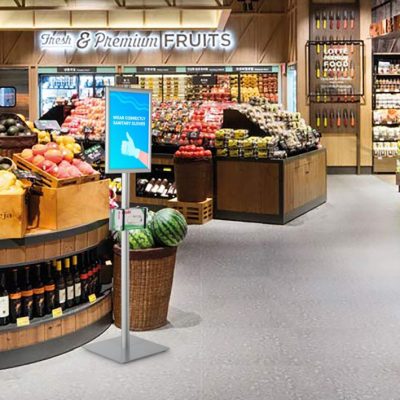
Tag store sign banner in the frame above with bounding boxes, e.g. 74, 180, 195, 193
39, 31, 234, 52
105, 87, 151, 173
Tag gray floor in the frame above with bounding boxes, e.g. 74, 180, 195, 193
2, 175, 400, 400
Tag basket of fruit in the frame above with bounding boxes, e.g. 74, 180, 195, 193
113, 208, 187, 331
0, 114, 37, 158
174, 145, 212, 202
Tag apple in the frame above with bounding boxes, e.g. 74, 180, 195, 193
44, 149, 63, 164
47, 164, 59, 177
32, 155, 45, 168
32, 144, 47, 156
21, 148, 34, 162
61, 148, 74, 162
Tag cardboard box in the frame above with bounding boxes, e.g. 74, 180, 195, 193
0, 193, 27, 239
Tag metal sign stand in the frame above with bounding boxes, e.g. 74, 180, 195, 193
85, 173, 168, 363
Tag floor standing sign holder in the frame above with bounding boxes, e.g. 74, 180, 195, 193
84, 87, 168, 363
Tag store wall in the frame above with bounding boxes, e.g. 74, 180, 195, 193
0, 68, 29, 116
296, 0, 372, 170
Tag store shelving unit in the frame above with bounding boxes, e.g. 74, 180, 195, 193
372, 53, 400, 173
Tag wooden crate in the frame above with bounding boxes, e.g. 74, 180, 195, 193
168, 198, 213, 225
13, 153, 100, 188
36, 179, 110, 230
0, 193, 27, 239
373, 157, 396, 174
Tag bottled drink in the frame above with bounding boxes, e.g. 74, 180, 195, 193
44, 262, 55, 314
64, 258, 75, 309
144, 178, 156, 196
55, 260, 66, 310
21, 267, 33, 319
33, 264, 45, 318
9, 269, 21, 323
87, 253, 94, 296
151, 179, 162, 195
80, 254, 89, 302
72, 255, 81, 305
156, 179, 168, 197
95, 256, 102, 295
0, 271, 9, 326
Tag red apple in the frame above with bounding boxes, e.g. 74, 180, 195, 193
32, 144, 47, 156
32, 155, 45, 168
44, 149, 63, 164
21, 148, 34, 162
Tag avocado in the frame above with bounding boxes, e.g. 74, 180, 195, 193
15, 123, 25, 133
0, 124, 5, 133
4, 118, 16, 128
7, 126, 19, 136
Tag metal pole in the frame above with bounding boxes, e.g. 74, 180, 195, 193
121, 172, 130, 362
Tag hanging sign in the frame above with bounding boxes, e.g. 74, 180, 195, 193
39, 31, 234, 52
192, 75, 217, 86
115, 75, 139, 85
105, 87, 152, 173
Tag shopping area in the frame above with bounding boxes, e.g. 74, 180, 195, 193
0, 0, 399, 398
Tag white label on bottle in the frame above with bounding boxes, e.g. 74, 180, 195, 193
0, 295, 9, 317
67, 286, 74, 301
75, 283, 81, 298
59, 289, 66, 304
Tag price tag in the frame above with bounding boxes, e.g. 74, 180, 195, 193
52, 307, 63, 318
81, 144, 105, 165
89, 294, 97, 304
16, 316, 30, 327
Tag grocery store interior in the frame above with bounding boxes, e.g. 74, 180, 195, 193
0, 0, 399, 398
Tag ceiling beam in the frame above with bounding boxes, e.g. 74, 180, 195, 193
215, 0, 223, 6
14, 0, 24, 7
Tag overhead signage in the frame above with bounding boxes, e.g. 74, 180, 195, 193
136, 66, 177, 74
187, 66, 226, 73
192, 75, 217, 86
105, 87, 151, 173
39, 31, 235, 52
115, 74, 139, 85
233, 66, 275, 73
57, 67, 96, 73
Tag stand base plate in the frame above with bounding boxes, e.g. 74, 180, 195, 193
84, 335, 168, 364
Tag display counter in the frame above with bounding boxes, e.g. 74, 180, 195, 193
0, 219, 112, 369
215, 148, 327, 224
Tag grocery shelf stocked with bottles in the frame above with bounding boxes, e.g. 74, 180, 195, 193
372, 54, 400, 172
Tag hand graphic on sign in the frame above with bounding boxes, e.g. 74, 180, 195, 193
121, 132, 149, 167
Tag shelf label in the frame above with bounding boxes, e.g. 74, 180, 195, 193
88, 294, 97, 304
52, 307, 63, 318
16, 316, 30, 327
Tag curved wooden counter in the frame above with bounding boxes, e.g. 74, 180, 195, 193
0, 219, 109, 268
0, 292, 112, 369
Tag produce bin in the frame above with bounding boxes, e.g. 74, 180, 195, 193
0, 192, 27, 239
113, 245, 177, 331
174, 157, 212, 202
33, 179, 109, 230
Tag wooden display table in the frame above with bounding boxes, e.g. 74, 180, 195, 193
0, 219, 112, 369
215, 148, 327, 224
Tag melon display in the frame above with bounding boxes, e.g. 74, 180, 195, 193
151, 208, 187, 247
128, 228, 155, 250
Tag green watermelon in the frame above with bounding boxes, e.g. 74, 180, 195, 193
129, 228, 155, 250
146, 210, 155, 226
152, 208, 187, 247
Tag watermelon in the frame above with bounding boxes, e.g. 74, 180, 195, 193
146, 210, 155, 225
151, 208, 187, 247
128, 228, 155, 250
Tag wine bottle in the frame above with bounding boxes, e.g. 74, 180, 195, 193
55, 260, 66, 310
161, 183, 171, 198
0, 272, 9, 326
33, 264, 45, 318
72, 255, 81, 305
87, 252, 94, 296
151, 179, 162, 196
156, 179, 168, 196
44, 262, 55, 314
144, 178, 156, 196
9, 269, 21, 323
90, 251, 98, 296
21, 266, 33, 320
64, 258, 75, 309
80, 254, 89, 302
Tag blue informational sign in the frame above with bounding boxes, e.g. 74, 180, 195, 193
105, 87, 152, 173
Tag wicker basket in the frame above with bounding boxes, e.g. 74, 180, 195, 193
113, 245, 177, 331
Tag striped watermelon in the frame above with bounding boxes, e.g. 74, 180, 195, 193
151, 208, 187, 247
128, 228, 155, 250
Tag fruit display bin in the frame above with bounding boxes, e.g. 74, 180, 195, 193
13, 153, 100, 188
0, 192, 27, 239
168, 197, 213, 225
30, 179, 110, 231
113, 245, 177, 331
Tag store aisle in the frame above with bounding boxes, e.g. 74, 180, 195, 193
2, 175, 400, 400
